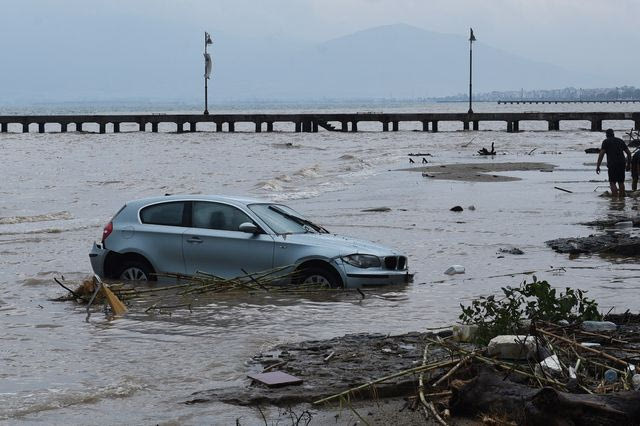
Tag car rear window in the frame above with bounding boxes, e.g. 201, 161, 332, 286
140, 202, 186, 226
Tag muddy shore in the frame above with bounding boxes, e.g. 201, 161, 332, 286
187, 329, 479, 425
401, 161, 555, 182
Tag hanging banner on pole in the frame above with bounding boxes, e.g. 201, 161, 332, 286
204, 53, 212, 79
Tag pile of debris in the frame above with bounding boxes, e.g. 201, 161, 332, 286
52, 266, 342, 316
186, 279, 640, 425
200, 317, 640, 425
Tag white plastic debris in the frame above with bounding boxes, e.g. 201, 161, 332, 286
444, 265, 465, 275
537, 354, 563, 376
487, 335, 536, 360
581, 321, 617, 332
632, 374, 640, 391
452, 324, 478, 342
614, 221, 633, 228
540, 354, 562, 373
569, 366, 577, 379
580, 342, 601, 348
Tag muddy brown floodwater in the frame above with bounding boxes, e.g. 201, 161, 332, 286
1, 104, 640, 424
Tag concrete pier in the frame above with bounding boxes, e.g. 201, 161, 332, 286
499, 99, 640, 105
1, 112, 639, 134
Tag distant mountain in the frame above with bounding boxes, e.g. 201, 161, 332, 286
257, 23, 600, 99
0, 23, 603, 103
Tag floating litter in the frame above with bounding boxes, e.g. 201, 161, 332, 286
444, 265, 465, 275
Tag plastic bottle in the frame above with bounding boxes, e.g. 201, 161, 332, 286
604, 369, 618, 383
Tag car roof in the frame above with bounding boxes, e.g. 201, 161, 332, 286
127, 194, 270, 208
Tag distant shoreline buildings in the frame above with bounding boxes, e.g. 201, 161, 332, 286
433, 86, 640, 102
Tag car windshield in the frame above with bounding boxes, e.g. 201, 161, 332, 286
248, 204, 329, 234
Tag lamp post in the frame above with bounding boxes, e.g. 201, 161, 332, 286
203, 32, 213, 115
468, 28, 476, 114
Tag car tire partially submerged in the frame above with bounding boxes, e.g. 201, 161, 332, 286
118, 260, 154, 282
296, 266, 342, 289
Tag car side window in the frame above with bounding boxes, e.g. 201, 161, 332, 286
192, 202, 252, 232
140, 202, 186, 226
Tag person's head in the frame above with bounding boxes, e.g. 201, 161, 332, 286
606, 129, 615, 138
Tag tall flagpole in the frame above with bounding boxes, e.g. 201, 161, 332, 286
468, 28, 475, 114
204, 32, 209, 115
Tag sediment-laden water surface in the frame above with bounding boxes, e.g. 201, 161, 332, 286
1, 103, 640, 424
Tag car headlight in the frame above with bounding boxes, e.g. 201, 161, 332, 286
342, 254, 381, 268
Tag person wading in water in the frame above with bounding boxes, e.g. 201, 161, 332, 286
596, 129, 632, 197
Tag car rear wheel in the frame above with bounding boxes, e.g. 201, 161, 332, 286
118, 260, 153, 282
297, 266, 342, 288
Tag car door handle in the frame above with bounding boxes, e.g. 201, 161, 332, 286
186, 237, 203, 244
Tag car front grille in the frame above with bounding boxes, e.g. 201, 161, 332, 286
384, 256, 407, 270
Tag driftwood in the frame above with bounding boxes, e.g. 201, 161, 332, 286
450, 368, 640, 426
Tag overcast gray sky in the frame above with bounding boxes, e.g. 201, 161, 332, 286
1, 0, 638, 103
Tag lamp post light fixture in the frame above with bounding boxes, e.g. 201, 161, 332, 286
203, 32, 213, 115
468, 28, 476, 114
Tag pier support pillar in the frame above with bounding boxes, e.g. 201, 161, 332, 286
99, 123, 106, 134
312, 121, 318, 133
463, 121, 470, 131
392, 121, 399, 131
77, 123, 83, 132
38, 123, 45, 133
422, 121, 429, 132
514, 121, 519, 132
635, 120, 640, 131
548, 120, 559, 131
23, 123, 29, 133
177, 122, 184, 133
1, 123, 8, 133
590, 120, 602, 132
507, 121, 514, 133
114, 123, 120, 133
255, 122, 262, 132
215, 123, 222, 132
431, 121, 438, 132
341, 122, 348, 132
382, 121, 389, 132
60, 123, 66, 133
228, 122, 235, 132
139, 121, 146, 132
189, 122, 196, 132
351, 121, 358, 132
473, 121, 479, 131
267, 122, 273, 132
295, 122, 302, 132
302, 120, 311, 132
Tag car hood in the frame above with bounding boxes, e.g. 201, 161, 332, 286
277, 232, 402, 256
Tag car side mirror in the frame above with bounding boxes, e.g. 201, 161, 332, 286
239, 222, 259, 233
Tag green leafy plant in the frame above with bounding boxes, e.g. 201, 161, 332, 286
459, 276, 602, 344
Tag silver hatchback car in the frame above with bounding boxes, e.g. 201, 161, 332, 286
89, 195, 411, 288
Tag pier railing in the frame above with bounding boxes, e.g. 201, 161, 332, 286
1, 111, 639, 133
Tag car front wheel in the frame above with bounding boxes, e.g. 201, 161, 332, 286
297, 266, 342, 288
118, 260, 153, 282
